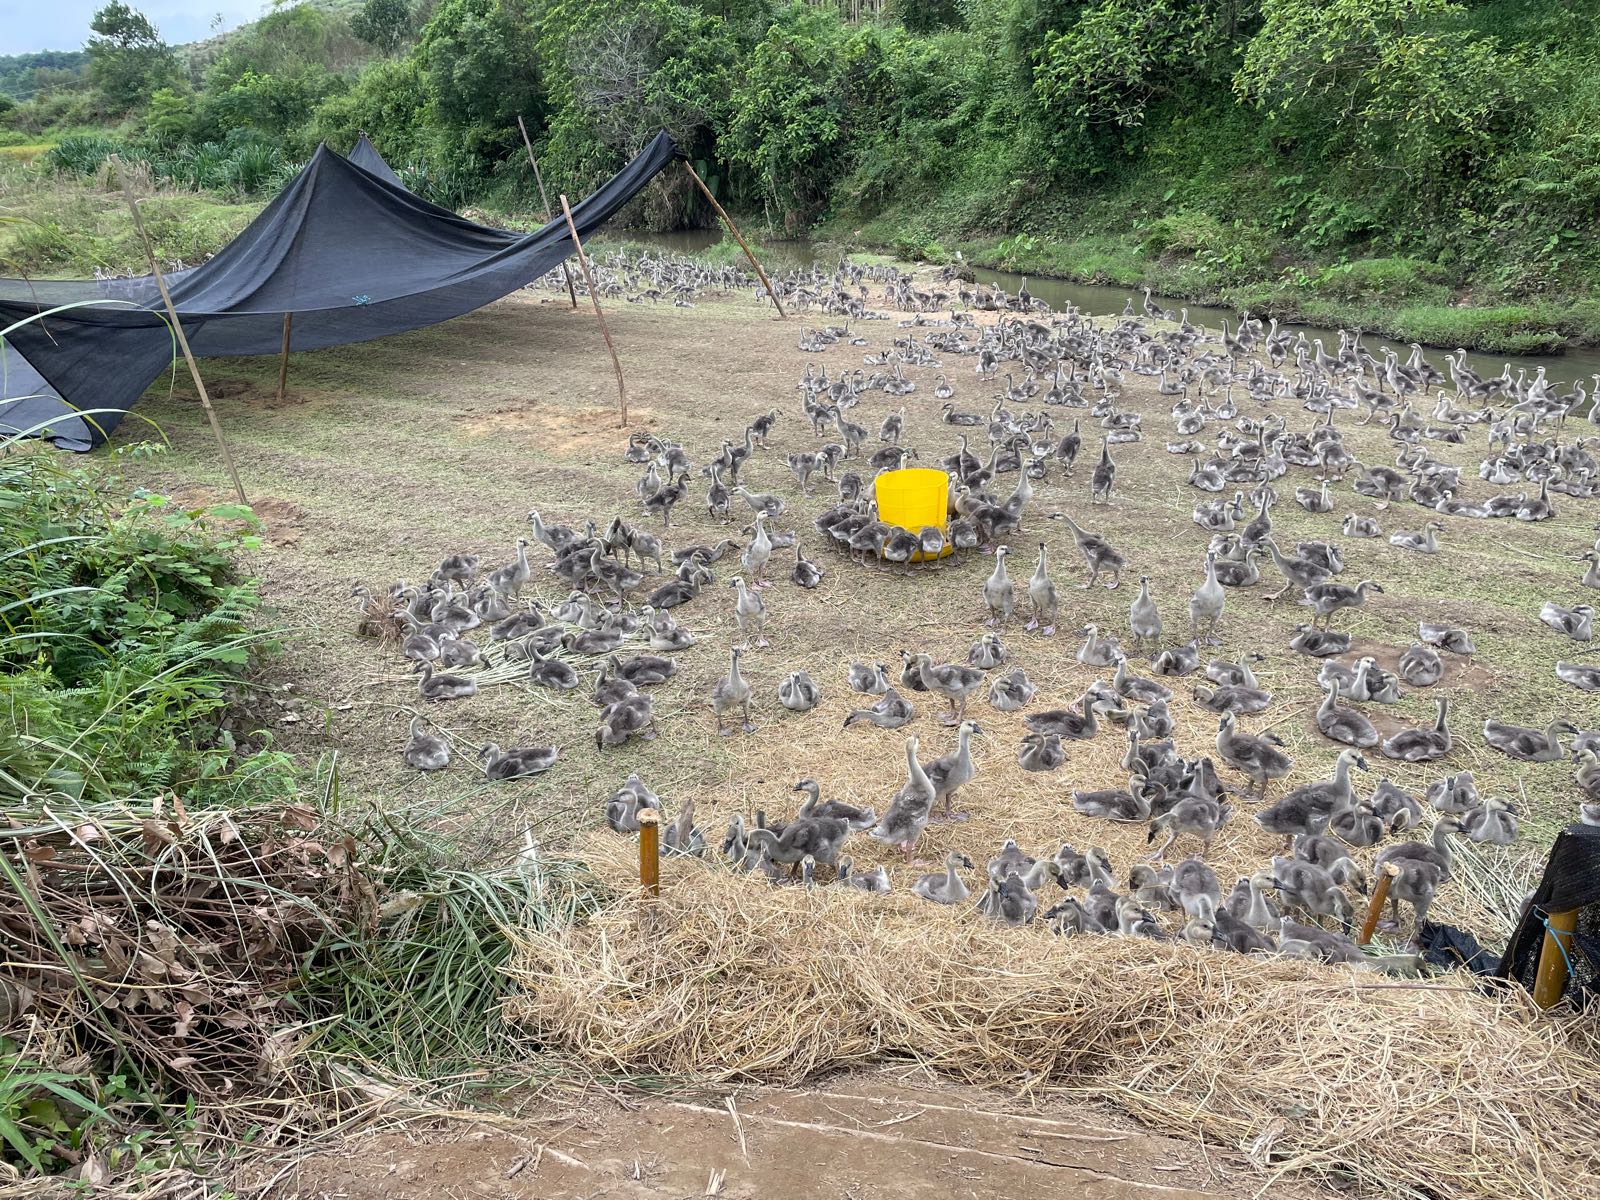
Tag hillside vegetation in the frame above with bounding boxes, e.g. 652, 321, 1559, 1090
2, 0, 1599, 348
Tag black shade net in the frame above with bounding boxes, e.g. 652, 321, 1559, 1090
1494, 823, 1600, 1007
347, 133, 405, 190
0, 132, 681, 449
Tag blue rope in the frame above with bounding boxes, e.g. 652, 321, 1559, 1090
1537, 908, 1577, 978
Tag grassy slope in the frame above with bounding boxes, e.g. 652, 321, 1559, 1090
0, 166, 258, 276
97, 280, 1586, 946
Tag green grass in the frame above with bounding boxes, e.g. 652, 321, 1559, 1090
0, 163, 259, 276
0, 142, 51, 161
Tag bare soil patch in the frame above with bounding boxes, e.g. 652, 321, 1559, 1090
166, 484, 309, 548
1335, 636, 1498, 689
455, 398, 667, 454
207, 373, 332, 412
270, 1075, 1340, 1200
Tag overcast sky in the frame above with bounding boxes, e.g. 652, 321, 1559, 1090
2, 1, 266, 55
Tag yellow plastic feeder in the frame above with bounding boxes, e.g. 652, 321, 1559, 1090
874, 467, 954, 562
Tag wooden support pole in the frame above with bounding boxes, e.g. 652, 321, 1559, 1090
116, 161, 247, 504
681, 160, 786, 320
1532, 907, 1579, 1009
1358, 863, 1399, 946
638, 808, 660, 896
275, 312, 293, 405
516, 116, 578, 310
558, 193, 628, 429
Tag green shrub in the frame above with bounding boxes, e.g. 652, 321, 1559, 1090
0, 438, 287, 805
1309, 257, 1452, 306
42, 132, 123, 174
891, 222, 951, 263
1390, 304, 1564, 355
0, 1046, 105, 1174
1139, 209, 1225, 258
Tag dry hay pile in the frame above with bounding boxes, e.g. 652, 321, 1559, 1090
505, 864, 1600, 1198
2, 799, 373, 1103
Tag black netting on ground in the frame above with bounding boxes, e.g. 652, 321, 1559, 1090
1494, 825, 1600, 1006
1419, 922, 1500, 975
0, 132, 680, 449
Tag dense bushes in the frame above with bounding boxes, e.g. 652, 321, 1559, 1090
4, 0, 1600, 333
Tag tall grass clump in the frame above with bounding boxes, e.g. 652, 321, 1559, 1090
40, 131, 293, 200
39, 133, 124, 178
292, 808, 606, 1081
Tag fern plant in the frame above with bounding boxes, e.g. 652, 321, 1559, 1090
0, 436, 288, 807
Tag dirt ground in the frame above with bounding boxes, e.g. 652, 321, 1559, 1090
270, 1072, 1341, 1200
111, 278, 1582, 938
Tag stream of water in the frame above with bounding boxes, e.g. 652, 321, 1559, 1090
623, 229, 1600, 397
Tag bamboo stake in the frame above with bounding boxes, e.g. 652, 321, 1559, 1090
1358, 863, 1399, 945
558, 193, 627, 428
680, 160, 786, 319
275, 312, 292, 404
116, 162, 247, 504
516, 115, 578, 309
1532, 907, 1579, 1009
638, 808, 660, 896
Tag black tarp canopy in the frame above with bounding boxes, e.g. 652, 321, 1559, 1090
347, 133, 405, 190
0, 131, 681, 449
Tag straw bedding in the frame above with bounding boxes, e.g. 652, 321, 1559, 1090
505, 863, 1600, 1199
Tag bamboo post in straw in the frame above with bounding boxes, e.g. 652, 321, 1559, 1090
638, 809, 660, 896
516, 116, 578, 309
1358, 863, 1400, 945
558, 193, 628, 428
116, 162, 247, 504
275, 313, 293, 404
680, 159, 785, 319
1532, 908, 1579, 1008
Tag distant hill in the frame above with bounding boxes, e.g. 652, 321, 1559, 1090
1, 1, 366, 98
0, 49, 88, 100
179, 0, 366, 71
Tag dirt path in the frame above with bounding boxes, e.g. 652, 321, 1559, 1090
274, 1074, 1335, 1199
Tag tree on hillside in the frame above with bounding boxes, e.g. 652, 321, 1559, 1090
1235, 0, 1532, 205
144, 86, 195, 142
1037, 0, 1256, 131
353, 0, 415, 55
86, 2, 176, 112
416, 0, 543, 144
887, 0, 964, 34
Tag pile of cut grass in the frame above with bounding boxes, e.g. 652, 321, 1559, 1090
506, 862, 1600, 1199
